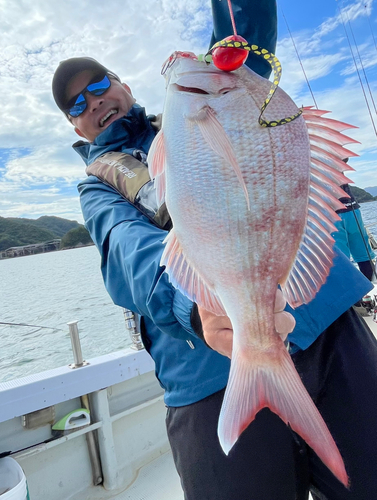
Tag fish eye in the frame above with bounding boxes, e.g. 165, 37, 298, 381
219, 88, 232, 95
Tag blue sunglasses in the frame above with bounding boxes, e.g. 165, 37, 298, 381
65, 74, 111, 117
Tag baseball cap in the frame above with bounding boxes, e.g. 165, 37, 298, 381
52, 57, 120, 113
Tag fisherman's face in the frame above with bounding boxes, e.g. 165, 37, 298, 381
65, 70, 136, 142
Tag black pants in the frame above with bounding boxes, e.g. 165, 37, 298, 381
166, 309, 377, 500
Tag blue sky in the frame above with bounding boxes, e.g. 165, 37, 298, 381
1, 0, 377, 223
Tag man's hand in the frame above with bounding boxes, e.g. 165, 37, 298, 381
198, 289, 295, 358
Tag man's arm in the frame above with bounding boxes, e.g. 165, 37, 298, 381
78, 176, 196, 340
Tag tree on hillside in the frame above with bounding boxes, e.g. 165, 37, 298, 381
0, 219, 56, 251
350, 186, 376, 203
60, 226, 93, 249
33, 216, 80, 237
0, 235, 18, 251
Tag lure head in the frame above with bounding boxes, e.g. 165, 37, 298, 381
211, 35, 249, 72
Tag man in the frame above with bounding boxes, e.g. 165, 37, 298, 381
52, 1, 377, 498
332, 160, 375, 282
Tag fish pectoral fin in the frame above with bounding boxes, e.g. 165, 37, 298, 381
194, 107, 250, 210
161, 230, 226, 315
148, 129, 166, 205
219, 343, 348, 487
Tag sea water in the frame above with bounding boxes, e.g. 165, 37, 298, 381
0, 245, 129, 382
1, 201, 376, 383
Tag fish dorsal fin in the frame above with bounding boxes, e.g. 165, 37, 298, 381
148, 129, 167, 206
302, 112, 358, 132
194, 106, 250, 210
282, 112, 358, 308
161, 230, 226, 315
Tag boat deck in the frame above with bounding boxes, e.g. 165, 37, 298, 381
1, 285, 376, 500
72, 451, 183, 500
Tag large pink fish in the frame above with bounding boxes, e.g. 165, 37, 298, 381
148, 51, 358, 487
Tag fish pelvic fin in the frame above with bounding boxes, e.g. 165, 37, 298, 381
161, 230, 226, 315
219, 343, 349, 488
193, 106, 250, 211
282, 109, 358, 308
147, 129, 166, 206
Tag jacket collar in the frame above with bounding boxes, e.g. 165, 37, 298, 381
73, 104, 157, 166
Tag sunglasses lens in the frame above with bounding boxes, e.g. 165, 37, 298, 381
68, 95, 87, 117
87, 75, 111, 96
66, 75, 111, 117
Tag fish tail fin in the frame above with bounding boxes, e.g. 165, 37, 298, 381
219, 344, 348, 487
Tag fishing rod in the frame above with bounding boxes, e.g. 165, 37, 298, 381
282, 2, 376, 280
365, 3, 377, 52
349, 202, 377, 280
0, 321, 63, 330
344, 8, 377, 118
337, 1, 377, 139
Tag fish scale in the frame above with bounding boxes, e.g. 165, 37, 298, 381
148, 52, 356, 487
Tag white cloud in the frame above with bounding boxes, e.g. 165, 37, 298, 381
3, 146, 83, 184
0, 0, 214, 220
1, 0, 377, 223
0, 185, 83, 221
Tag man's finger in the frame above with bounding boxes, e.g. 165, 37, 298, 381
274, 288, 286, 312
275, 311, 296, 340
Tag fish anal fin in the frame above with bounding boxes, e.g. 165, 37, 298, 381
219, 344, 348, 487
161, 230, 225, 315
194, 106, 250, 210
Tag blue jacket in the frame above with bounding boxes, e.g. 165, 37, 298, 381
76, 0, 372, 406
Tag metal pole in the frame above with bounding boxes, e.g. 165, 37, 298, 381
81, 394, 103, 486
67, 320, 89, 368
66, 321, 102, 484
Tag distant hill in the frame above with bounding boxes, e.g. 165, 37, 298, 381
350, 186, 376, 203
0, 216, 91, 252
29, 216, 81, 237
60, 226, 93, 249
5, 215, 80, 237
364, 186, 377, 197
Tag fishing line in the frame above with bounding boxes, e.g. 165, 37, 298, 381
226, 0, 238, 36
345, 9, 377, 118
337, 1, 377, 139
0, 321, 63, 330
280, 7, 319, 109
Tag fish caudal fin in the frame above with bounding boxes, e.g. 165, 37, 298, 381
219, 343, 348, 487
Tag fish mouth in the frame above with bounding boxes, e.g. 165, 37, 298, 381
174, 84, 232, 96
175, 84, 209, 94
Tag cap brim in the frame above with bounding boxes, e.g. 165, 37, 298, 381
52, 57, 110, 112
